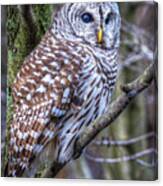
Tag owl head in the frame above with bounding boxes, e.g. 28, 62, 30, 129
53, 2, 121, 49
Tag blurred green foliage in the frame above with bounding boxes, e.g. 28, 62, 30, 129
32, 5, 53, 40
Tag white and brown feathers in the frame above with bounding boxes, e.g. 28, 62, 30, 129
6, 2, 121, 177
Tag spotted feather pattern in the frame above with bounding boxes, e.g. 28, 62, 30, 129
7, 31, 84, 176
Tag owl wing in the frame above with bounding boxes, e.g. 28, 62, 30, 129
7, 39, 83, 177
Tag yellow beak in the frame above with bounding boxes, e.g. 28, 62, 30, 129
97, 27, 103, 44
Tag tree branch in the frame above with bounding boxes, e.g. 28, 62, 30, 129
43, 62, 155, 177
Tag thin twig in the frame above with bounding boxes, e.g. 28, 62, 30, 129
121, 19, 153, 45
84, 148, 157, 164
136, 159, 156, 168
93, 132, 156, 147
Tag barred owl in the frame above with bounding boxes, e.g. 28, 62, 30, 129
6, 2, 121, 177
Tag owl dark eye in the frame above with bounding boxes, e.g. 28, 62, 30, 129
105, 12, 114, 24
81, 13, 94, 23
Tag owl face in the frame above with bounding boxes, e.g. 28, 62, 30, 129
55, 2, 121, 49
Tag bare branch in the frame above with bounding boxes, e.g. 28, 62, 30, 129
84, 148, 157, 164
93, 132, 156, 147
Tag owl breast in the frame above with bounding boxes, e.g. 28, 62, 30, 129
56, 46, 118, 163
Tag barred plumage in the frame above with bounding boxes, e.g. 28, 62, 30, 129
6, 2, 121, 177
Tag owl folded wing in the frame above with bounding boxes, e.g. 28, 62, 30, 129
7, 44, 82, 176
